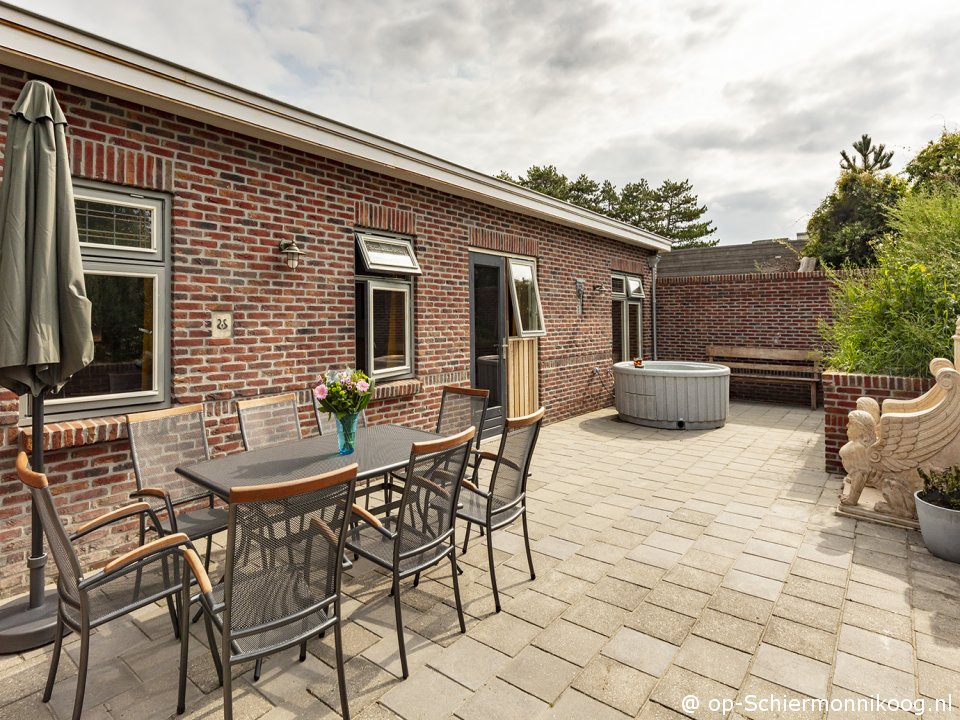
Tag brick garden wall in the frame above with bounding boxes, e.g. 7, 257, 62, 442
822, 372, 932, 474
656, 272, 835, 405
0, 66, 655, 598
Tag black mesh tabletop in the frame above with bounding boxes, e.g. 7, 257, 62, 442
177, 424, 439, 500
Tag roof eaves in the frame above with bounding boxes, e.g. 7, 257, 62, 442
0, 3, 671, 253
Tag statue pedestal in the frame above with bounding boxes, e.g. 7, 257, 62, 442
837, 484, 919, 530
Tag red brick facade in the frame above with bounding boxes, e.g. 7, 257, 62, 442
0, 67, 654, 597
656, 271, 835, 405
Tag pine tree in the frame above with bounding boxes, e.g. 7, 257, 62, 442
652, 179, 718, 248
840, 134, 894, 173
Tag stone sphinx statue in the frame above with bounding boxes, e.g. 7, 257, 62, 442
839, 320, 960, 522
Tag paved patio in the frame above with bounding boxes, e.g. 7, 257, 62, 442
3, 402, 959, 720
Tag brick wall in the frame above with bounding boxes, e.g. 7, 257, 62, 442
656, 271, 835, 405
822, 372, 932, 474
0, 67, 653, 597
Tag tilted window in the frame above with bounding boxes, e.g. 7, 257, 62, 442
28, 183, 170, 420
506, 258, 546, 338
355, 231, 418, 380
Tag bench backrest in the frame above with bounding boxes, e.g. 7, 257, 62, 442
706, 345, 822, 373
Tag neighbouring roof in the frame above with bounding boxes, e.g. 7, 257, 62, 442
657, 238, 807, 278
0, 3, 671, 253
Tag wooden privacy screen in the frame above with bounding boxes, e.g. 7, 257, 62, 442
508, 337, 539, 417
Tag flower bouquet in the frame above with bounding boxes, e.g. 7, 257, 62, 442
314, 369, 375, 455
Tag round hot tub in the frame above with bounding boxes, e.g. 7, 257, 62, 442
613, 361, 730, 430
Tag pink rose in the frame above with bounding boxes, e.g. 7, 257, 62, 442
314, 384, 328, 401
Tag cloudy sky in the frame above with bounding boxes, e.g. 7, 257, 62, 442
15, 0, 960, 244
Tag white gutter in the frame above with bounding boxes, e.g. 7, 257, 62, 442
0, 3, 671, 253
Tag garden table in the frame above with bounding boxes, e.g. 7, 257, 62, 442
176, 424, 439, 502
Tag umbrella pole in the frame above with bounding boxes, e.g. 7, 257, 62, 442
0, 392, 59, 653
28, 392, 47, 608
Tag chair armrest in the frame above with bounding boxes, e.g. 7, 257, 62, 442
182, 546, 214, 595
409, 474, 451, 498
131, 487, 177, 529
102, 532, 191, 575
352, 504, 395, 540
461, 479, 490, 498
310, 516, 339, 547
72, 501, 155, 540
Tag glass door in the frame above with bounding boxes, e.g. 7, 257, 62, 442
469, 252, 507, 437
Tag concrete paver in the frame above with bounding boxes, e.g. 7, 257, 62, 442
5, 403, 959, 720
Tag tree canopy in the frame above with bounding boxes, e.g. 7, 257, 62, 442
803, 134, 907, 267
905, 130, 960, 192
497, 165, 718, 249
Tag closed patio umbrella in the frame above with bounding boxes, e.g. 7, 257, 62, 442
0, 79, 93, 652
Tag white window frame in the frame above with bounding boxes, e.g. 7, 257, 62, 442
22, 182, 170, 422
506, 257, 546, 338
611, 274, 643, 362
360, 277, 415, 381
356, 231, 422, 275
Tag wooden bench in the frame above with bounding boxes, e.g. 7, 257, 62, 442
706, 345, 823, 410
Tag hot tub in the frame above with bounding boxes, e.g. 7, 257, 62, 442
613, 361, 730, 430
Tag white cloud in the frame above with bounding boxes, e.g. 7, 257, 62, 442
14, 0, 960, 244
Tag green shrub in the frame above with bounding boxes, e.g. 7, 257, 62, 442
918, 466, 960, 510
821, 189, 960, 376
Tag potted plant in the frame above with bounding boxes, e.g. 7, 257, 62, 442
915, 466, 960, 563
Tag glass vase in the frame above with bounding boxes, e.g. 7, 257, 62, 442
336, 412, 360, 455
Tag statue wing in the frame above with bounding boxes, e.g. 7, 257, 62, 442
877, 366, 960, 473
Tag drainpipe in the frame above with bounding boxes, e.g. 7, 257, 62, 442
647, 253, 660, 360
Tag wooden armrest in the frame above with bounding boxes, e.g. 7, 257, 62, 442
310, 516, 339, 546
352, 504, 382, 528
103, 532, 189, 574
182, 547, 213, 594
410, 474, 450, 498
461, 478, 490, 497
132, 487, 168, 499
74, 501, 152, 536
477, 451, 499, 463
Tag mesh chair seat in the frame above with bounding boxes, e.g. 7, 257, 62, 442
206, 567, 335, 658
167, 505, 229, 541
456, 489, 522, 529
346, 521, 450, 575
60, 548, 185, 629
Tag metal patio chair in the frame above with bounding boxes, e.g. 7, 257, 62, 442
177, 464, 358, 720
237, 392, 302, 450
126, 404, 228, 570
459, 407, 544, 612
389, 385, 488, 506
346, 427, 475, 678
15, 452, 196, 720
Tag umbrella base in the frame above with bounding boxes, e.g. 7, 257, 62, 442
0, 587, 60, 654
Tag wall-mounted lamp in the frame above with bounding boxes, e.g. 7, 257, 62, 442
278, 238, 304, 270
593, 283, 607, 293
575, 279, 585, 315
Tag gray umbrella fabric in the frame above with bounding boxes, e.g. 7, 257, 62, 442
0, 79, 93, 397
0, 79, 93, 652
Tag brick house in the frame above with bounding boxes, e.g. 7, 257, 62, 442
0, 7, 669, 595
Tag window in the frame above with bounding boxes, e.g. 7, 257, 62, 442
356, 231, 421, 275
507, 258, 546, 337
356, 232, 417, 380
29, 183, 170, 420
612, 274, 643, 362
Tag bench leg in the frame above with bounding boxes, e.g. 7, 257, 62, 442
810, 383, 817, 410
